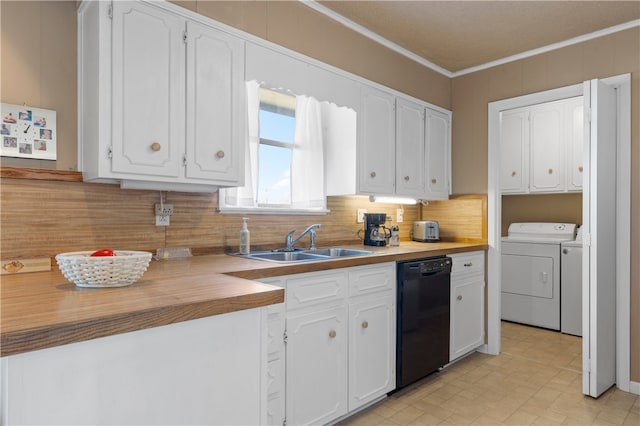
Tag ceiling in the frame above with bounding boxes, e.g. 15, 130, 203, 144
313, 1, 640, 76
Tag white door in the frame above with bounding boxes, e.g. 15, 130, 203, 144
348, 296, 395, 411
500, 108, 529, 193
286, 307, 348, 426
395, 98, 426, 197
111, 1, 185, 177
185, 21, 244, 184
582, 79, 617, 397
425, 108, 451, 199
529, 101, 564, 192
359, 86, 396, 194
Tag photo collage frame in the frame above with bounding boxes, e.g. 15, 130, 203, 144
1, 103, 57, 160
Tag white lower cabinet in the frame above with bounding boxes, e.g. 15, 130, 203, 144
262, 262, 396, 426
449, 251, 485, 362
287, 306, 348, 425
348, 296, 395, 411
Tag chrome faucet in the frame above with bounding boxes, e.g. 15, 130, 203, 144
284, 224, 322, 251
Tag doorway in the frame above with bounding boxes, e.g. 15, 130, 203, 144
485, 75, 631, 395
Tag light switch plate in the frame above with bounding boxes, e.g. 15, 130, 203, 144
357, 208, 367, 223
397, 208, 404, 223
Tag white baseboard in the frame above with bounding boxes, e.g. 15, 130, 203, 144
629, 381, 640, 395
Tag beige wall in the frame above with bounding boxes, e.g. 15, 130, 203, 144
451, 27, 640, 381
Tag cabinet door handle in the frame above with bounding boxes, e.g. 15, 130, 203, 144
328, 330, 337, 338
457, 295, 463, 301
362, 321, 369, 329
578, 165, 583, 172
216, 150, 225, 159
370, 171, 376, 178
431, 178, 437, 184
150, 142, 161, 152
548, 168, 553, 174
404, 176, 410, 182
511, 171, 516, 177
464, 262, 473, 267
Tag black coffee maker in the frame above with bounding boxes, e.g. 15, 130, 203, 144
364, 213, 391, 247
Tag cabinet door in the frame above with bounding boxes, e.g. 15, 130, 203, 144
111, 1, 185, 177
425, 108, 451, 199
450, 276, 484, 361
359, 86, 396, 195
565, 97, 584, 191
185, 21, 245, 184
348, 296, 395, 411
286, 306, 348, 426
395, 98, 426, 197
500, 108, 529, 193
530, 101, 564, 192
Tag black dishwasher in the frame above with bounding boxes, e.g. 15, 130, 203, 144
396, 256, 452, 390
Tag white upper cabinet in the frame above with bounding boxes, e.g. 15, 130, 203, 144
425, 108, 451, 200
395, 98, 426, 197
358, 86, 451, 199
110, 1, 185, 178
185, 20, 244, 184
500, 108, 529, 193
529, 101, 564, 193
359, 86, 397, 195
499, 96, 583, 194
79, 1, 245, 191
565, 97, 584, 191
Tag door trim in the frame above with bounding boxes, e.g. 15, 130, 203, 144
485, 74, 631, 393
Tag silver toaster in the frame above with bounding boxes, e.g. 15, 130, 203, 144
412, 221, 440, 242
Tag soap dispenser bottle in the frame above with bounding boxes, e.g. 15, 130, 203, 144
239, 217, 250, 254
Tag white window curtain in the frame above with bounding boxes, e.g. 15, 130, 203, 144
221, 83, 327, 213
292, 95, 325, 209
223, 80, 260, 208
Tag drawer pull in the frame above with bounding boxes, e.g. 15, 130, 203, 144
548, 168, 553, 174
578, 165, 583, 172
464, 262, 473, 267
511, 171, 516, 177
329, 330, 336, 338
457, 295, 463, 301
362, 321, 369, 329
150, 142, 161, 152
370, 171, 377, 178
431, 178, 437, 184
216, 150, 225, 159
404, 176, 410, 181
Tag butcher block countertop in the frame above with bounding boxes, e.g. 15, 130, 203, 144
1, 241, 486, 357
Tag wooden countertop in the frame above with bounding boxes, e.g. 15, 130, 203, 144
1, 241, 486, 357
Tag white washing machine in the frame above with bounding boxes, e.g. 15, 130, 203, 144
501, 222, 577, 330
561, 227, 582, 336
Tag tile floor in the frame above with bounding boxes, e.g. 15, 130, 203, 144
340, 322, 639, 425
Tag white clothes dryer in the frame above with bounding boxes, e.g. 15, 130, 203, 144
561, 227, 582, 336
501, 222, 577, 330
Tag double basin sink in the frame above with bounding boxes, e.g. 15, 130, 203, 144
233, 247, 373, 263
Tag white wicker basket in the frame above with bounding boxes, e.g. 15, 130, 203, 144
55, 251, 152, 288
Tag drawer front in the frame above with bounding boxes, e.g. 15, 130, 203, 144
286, 271, 347, 311
450, 251, 485, 275
349, 262, 395, 297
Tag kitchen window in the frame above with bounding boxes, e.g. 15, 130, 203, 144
219, 81, 328, 214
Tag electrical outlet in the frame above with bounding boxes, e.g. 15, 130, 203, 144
397, 208, 404, 223
155, 215, 170, 226
155, 204, 174, 216
356, 208, 367, 223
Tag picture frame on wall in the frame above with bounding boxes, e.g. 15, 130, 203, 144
1, 103, 56, 161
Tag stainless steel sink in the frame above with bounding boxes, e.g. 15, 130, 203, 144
232, 247, 373, 263
304, 248, 373, 257
244, 251, 328, 263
